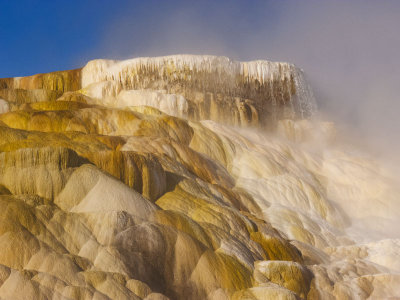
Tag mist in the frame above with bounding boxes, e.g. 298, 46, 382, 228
99, 0, 400, 168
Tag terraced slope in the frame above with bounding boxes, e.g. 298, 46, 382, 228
0, 55, 399, 300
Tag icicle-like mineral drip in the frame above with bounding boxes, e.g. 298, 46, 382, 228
81, 55, 318, 120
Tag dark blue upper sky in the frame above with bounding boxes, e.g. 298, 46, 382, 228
0, 0, 287, 77
0, 0, 144, 76
1, 0, 400, 152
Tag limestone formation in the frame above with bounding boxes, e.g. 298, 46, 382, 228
0, 55, 399, 299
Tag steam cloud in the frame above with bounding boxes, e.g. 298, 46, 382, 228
99, 0, 400, 169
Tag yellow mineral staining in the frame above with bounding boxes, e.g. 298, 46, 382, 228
232, 284, 299, 300
190, 250, 253, 298
83, 150, 166, 201
0, 89, 62, 107
0, 147, 84, 199
189, 121, 233, 167
126, 279, 152, 298
14, 68, 82, 92
56, 91, 92, 103
151, 210, 213, 249
250, 232, 302, 262
0, 180, 159, 299
122, 136, 234, 188
20, 100, 91, 111
156, 183, 252, 238
1, 55, 399, 299
253, 260, 313, 299
128, 105, 165, 116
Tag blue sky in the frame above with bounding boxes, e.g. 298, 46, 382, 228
1, 0, 400, 154
0, 0, 285, 77
0, 0, 139, 76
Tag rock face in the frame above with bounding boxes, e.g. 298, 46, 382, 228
1, 55, 317, 127
81, 55, 317, 125
0, 54, 399, 300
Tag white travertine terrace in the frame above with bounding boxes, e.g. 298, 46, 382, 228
82, 55, 296, 86
81, 55, 317, 119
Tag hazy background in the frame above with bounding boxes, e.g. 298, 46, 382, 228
1, 0, 400, 159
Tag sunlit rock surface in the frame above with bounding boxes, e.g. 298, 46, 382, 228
80, 55, 317, 125
0, 55, 399, 299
